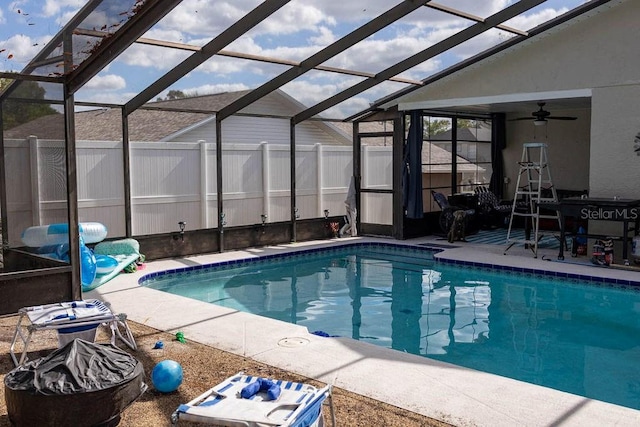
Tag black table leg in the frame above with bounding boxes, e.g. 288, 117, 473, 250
558, 213, 566, 260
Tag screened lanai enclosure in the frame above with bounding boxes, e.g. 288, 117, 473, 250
0, 0, 611, 313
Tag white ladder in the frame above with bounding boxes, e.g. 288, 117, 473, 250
504, 142, 561, 257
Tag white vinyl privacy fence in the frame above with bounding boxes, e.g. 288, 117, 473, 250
4, 137, 392, 246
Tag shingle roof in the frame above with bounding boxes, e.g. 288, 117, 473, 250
4, 90, 266, 141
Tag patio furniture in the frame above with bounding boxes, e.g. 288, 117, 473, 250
431, 190, 476, 234
5, 339, 146, 427
474, 186, 513, 228
171, 372, 335, 426
10, 299, 136, 366
539, 197, 640, 263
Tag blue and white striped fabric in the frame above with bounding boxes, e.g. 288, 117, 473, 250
172, 372, 332, 427
26, 299, 111, 325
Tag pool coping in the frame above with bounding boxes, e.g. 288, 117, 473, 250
138, 240, 640, 290
86, 236, 640, 427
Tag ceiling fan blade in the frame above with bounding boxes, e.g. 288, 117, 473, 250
508, 117, 536, 121
547, 116, 577, 120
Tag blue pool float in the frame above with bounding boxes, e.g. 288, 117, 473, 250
21, 222, 108, 247
95, 255, 119, 275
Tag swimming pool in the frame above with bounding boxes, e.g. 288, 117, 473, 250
141, 243, 640, 410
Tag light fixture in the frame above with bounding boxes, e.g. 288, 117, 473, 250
533, 119, 547, 126
324, 209, 329, 219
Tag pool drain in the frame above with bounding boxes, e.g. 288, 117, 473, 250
278, 337, 310, 348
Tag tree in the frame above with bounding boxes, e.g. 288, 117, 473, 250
424, 118, 451, 138
155, 89, 190, 101
1, 79, 57, 130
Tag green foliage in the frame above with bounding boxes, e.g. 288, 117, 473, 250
2, 79, 57, 130
424, 118, 451, 137
423, 117, 479, 138
156, 89, 191, 101
0, 78, 11, 92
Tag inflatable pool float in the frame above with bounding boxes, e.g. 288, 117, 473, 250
95, 255, 119, 275
82, 239, 143, 292
21, 222, 108, 247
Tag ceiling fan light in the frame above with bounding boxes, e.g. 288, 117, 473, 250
534, 119, 547, 126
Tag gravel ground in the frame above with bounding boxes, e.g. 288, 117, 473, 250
0, 315, 452, 427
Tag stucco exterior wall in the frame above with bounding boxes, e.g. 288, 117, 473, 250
590, 85, 640, 198
396, 0, 638, 102
391, 0, 640, 199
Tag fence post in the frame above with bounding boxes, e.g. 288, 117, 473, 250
361, 145, 369, 219
28, 136, 41, 225
199, 140, 208, 228
316, 143, 323, 217
261, 141, 270, 221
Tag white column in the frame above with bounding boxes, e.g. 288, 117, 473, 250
261, 141, 270, 221
199, 140, 208, 228
316, 143, 323, 217
362, 145, 369, 220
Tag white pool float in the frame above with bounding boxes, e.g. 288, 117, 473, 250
21, 222, 108, 247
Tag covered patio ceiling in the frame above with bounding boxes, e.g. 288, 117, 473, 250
0, 0, 614, 121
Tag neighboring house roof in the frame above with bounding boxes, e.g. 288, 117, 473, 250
422, 143, 480, 173
3, 89, 350, 143
429, 125, 491, 142
3, 113, 64, 140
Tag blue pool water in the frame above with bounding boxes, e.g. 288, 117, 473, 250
141, 243, 640, 410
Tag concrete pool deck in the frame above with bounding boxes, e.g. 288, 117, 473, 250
86, 236, 640, 426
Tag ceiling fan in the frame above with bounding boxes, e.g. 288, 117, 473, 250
510, 102, 577, 126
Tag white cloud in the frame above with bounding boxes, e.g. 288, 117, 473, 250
158, 0, 263, 37
84, 74, 126, 91
117, 42, 192, 69
179, 83, 251, 97
75, 90, 139, 106
255, 2, 334, 36
42, 0, 84, 18
504, 7, 571, 30
309, 26, 336, 46
0, 34, 47, 65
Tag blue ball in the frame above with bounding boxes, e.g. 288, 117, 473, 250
151, 360, 183, 393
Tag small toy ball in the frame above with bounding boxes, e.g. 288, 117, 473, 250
151, 360, 183, 393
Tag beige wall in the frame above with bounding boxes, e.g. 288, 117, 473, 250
590, 85, 640, 198
502, 107, 591, 197
395, 1, 638, 102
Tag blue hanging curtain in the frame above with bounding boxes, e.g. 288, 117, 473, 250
403, 111, 424, 219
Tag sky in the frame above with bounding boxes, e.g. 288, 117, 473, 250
0, 0, 589, 118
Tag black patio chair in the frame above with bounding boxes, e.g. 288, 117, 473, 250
474, 187, 513, 228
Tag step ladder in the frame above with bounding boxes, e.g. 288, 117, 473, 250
504, 142, 561, 257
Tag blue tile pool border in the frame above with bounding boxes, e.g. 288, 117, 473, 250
138, 241, 640, 291
138, 242, 435, 284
